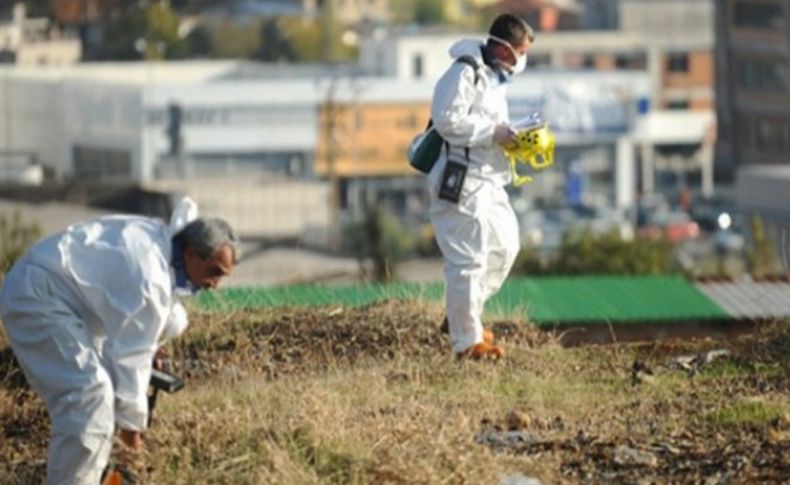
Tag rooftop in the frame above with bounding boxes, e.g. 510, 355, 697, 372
198, 275, 737, 325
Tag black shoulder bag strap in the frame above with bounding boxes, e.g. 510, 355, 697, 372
445, 55, 481, 162
437, 55, 482, 204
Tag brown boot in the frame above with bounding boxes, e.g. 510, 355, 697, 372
456, 342, 505, 360
439, 317, 494, 344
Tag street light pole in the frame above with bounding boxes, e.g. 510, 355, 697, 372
322, 76, 342, 251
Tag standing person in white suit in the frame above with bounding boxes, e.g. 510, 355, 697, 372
429, 14, 535, 359
0, 198, 239, 484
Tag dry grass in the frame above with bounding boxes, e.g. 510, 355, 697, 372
1, 301, 788, 484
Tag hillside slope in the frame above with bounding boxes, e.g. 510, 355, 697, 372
1, 301, 788, 483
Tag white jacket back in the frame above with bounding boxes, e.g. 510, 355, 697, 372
1, 215, 176, 431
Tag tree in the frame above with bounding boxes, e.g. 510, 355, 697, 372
210, 20, 261, 59
13, 0, 48, 17
748, 215, 778, 278
414, 0, 445, 25
0, 212, 41, 274
344, 204, 415, 283
168, 0, 233, 13
184, 25, 212, 58
50, 0, 120, 24
97, 8, 147, 60
92, 2, 187, 60
282, 17, 323, 62
143, 1, 187, 59
256, 17, 297, 62
319, 0, 345, 62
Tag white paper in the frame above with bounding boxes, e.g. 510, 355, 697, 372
512, 112, 544, 131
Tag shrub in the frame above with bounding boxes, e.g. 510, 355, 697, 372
512, 229, 673, 276
747, 215, 778, 278
343, 205, 415, 282
0, 211, 41, 273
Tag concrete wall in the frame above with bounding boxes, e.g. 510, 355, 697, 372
15, 38, 81, 66
144, 178, 331, 243
0, 74, 69, 174
141, 81, 319, 180
63, 81, 144, 179
736, 165, 790, 225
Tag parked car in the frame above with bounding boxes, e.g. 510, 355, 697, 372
638, 210, 699, 243
714, 228, 746, 253
690, 196, 741, 233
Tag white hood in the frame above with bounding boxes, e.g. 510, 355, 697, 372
448, 39, 485, 61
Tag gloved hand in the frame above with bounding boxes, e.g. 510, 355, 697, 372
153, 346, 168, 371
493, 124, 518, 148
119, 428, 142, 450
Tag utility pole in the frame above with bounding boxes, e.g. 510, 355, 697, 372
322, 76, 342, 251
2, 68, 9, 159
320, 0, 339, 63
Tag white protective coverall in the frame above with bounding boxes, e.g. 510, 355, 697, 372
428, 39, 521, 353
0, 198, 197, 484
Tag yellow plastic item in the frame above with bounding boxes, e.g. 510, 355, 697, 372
503, 122, 556, 186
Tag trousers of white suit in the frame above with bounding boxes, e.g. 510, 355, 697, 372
429, 176, 520, 353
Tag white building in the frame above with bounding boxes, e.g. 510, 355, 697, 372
0, 61, 330, 242
0, 61, 322, 182
0, 3, 81, 66
0, 59, 697, 240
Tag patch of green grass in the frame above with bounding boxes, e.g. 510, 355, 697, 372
698, 360, 752, 379
706, 399, 789, 426
652, 371, 694, 390
286, 427, 369, 485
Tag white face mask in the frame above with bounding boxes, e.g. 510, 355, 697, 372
512, 53, 528, 75
489, 35, 528, 76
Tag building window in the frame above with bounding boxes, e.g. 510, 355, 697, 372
375, 49, 384, 76
412, 54, 423, 79
615, 53, 646, 70
73, 145, 132, 181
528, 53, 551, 67
734, 1, 785, 31
667, 100, 689, 110
666, 53, 689, 73
753, 118, 790, 154
737, 59, 790, 92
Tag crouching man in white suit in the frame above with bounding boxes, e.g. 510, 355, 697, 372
0, 198, 238, 484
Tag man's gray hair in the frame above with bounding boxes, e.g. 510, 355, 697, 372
174, 217, 241, 261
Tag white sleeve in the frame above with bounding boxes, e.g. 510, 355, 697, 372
103, 273, 172, 431
159, 301, 189, 343
431, 63, 496, 148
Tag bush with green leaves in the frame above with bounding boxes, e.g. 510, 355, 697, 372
0, 211, 41, 273
513, 229, 673, 276
747, 215, 779, 278
343, 205, 415, 282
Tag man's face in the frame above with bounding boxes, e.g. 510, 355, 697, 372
494, 36, 532, 69
183, 244, 235, 290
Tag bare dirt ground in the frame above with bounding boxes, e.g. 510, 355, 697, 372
1, 301, 788, 484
